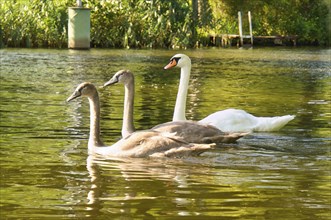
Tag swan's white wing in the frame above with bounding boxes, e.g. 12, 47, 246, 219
199, 109, 259, 132
200, 108, 295, 132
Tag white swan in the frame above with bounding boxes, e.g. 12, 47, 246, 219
164, 54, 295, 132
66, 82, 215, 158
103, 70, 248, 144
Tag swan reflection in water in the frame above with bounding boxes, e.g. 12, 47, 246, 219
63, 132, 326, 219
84, 154, 222, 217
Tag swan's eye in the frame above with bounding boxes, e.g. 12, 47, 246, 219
174, 57, 181, 63
170, 57, 181, 66
173, 57, 181, 65
117, 73, 124, 81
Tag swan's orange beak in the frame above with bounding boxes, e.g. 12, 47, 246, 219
164, 59, 177, 70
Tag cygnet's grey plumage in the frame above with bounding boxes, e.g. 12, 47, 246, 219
67, 82, 215, 158
103, 70, 248, 144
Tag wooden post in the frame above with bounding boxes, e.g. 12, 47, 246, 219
191, 0, 198, 47
248, 11, 253, 46
238, 11, 243, 47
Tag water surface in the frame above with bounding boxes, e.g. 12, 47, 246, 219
0, 48, 330, 219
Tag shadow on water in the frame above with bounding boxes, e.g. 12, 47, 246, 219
239, 132, 331, 156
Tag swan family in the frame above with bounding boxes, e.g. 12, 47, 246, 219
66, 54, 295, 158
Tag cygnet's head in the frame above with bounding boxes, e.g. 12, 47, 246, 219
67, 82, 97, 102
164, 54, 191, 69
103, 70, 134, 87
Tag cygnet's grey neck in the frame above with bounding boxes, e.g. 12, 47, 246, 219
87, 93, 104, 150
122, 78, 135, 138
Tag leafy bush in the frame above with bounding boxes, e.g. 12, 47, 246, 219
1, 0, 71, 48
0, 0, 329, 48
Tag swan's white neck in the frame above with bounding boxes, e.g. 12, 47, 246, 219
122, 79, 135, 138
87, 93, 104, 151
173, 64, 191, 121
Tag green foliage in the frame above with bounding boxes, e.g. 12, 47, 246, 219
0, 0, 329, 48
0, 0, 71, 48
86, 0, 193, 48
208, 0, 330, 45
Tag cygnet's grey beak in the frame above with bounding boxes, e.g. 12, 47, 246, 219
103, 76, 118, 88
66, 91, 81, 102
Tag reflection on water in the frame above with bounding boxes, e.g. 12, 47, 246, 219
0, 48, 330, 219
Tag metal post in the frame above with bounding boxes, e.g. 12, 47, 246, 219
68, 7, 91, 49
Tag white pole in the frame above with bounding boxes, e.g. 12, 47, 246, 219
238, 11, 243, 47
77, 0, 82, 7
248, 11, 253, 46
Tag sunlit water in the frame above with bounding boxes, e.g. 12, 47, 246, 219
0, 48, 330, 219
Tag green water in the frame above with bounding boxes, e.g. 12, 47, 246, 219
0, 48, 330, 219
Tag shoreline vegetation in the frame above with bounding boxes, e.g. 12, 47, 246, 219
1, 0, 330, 49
